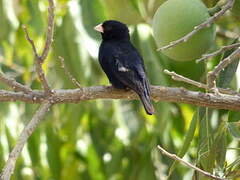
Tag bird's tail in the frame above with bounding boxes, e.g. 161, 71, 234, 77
138, 81, 155, 115
139, 93, 155, 115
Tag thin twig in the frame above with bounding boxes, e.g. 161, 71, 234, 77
157, 145, 226, 180
0, 72, 32, 93
157, 0, 234, 51
40, 0, 55, 62
197, 42, 240, 62
207, 47, 240, 93
23, 0, 55, 95
22, 25, 39, 59
58, 56, 81, 88
23, 25, 51, 94
164, 69, 239, 95
35, 61, 52, 94
164, 70, 207, 89
0, 101, 52, 180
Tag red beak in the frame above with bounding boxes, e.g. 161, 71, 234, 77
94, 23, 104, 33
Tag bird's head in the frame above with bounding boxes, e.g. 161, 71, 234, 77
94, 20, 130, 41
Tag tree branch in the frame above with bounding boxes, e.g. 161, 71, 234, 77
207, 47, 240, 93
35, 61, 52, 94
0, 86, 240, 111
22, 0, 55, 95
0, 2, 56, 179
0, 101, 52, 180
0, 0, 238, 179
157, 0, 234, 51
196, 42, 240, 62
22, 25, 39, 59
0, 72, 32, 93
23, 26, 51, 94
157, 145, 226, 180
164, 69, 207, 89
164, 69, 239, 95
40, 0, 55, 62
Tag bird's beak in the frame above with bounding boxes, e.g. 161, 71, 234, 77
94, 23, 104, 33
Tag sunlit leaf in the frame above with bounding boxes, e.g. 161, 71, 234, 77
214, 122, 227, 168
227, 122, 240, 139
228, 111, 240, 122
168, 107, 199, 176
0, 0, 239, 179
217, 39, 240, 88
46, 125, 62, 179
196, 107, 215, 178
27, 128, 42, 178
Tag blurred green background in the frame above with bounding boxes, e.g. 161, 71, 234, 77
0, 0, 240, 179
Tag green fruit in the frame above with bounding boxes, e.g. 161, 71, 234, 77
152, 0, 216, 61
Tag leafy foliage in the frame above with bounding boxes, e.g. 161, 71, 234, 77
0, 0, 239, 179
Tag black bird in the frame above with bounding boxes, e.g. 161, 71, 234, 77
94, 20, 155, 115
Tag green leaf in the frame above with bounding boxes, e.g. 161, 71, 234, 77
168, 107, 199, 176
227, 122, 240, 139
26, 0, 45, 35
228, 111, 240, 122
27, 128, 42, 178
80, 0, 107, 39
196, 107, 215, 178
217, 39, 240, 88
87, 144, 105, 180
0, 0, 19, 43
46, 125, 62, 180
214, 122, 227, 168
225, 156, 240, 178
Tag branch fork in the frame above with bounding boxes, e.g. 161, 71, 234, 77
22, 0, 55, 96
0, 1, 55, 179
207, 47, 240, 94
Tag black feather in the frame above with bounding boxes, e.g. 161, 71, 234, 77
97, 20, 155, 115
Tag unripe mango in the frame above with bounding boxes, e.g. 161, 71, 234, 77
152, 0, 216, 61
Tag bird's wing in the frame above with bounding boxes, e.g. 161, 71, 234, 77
110, 44, 150, 95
